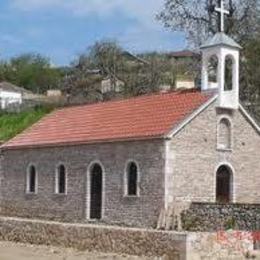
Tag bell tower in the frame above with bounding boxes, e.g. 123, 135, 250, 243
200, 0, 241, 110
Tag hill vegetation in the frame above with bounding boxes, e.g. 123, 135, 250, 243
0, 106, 52, 142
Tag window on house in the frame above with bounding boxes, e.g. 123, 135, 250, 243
218, 118, 232, 150
126, 162, 138, 196
27, 165, 37, 193
56, 165, 66, 194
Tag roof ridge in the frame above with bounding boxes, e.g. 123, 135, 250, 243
59, 89, 203, 112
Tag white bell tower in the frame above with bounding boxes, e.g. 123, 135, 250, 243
200, 0, 242, 110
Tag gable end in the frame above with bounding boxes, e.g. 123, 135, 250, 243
166, 95, 218, 138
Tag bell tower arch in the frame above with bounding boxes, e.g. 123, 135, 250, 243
201, 33, 241, 110
200, 0, 241, 110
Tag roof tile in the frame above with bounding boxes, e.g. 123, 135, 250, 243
2, 90, 214, 149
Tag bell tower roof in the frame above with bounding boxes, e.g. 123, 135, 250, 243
201, 32, 242, 50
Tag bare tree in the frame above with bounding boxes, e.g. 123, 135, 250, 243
157, 0, 259, 46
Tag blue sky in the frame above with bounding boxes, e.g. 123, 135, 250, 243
0, 0, 186, 66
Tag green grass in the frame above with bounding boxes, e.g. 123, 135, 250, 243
0, 107, 52, 142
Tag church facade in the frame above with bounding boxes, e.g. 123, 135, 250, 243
0, 30, 260, 228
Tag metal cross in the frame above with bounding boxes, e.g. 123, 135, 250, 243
214, 0, 230, 32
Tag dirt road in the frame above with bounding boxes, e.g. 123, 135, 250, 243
0, 241, 156, 260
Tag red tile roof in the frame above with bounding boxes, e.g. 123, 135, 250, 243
2, 90, 214, 150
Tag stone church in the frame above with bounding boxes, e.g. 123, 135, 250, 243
0, 18, 260, 228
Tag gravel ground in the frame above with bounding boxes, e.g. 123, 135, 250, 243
0, 241, 158, 260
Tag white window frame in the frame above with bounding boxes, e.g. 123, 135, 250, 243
55, 163, 68, 195
214, 162, 235, 203
124, 160, 140, 197
86, 160, 105, 220
26, 164, 38, 194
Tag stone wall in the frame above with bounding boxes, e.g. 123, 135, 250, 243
169, 103, 260, 204
0, 216, 185, 259
181, 202, 260, 231
0, 139, 165, 228
0, 216, 256, 260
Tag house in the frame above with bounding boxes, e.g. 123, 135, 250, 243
167, 50, 200, 62
0, 82, 32, 109
167, 50, 201, 63
0, 30, 260, 228
175, 78, 195, 90
101, 77, 125, 94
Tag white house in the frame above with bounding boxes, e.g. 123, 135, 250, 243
0, 82, 32, 109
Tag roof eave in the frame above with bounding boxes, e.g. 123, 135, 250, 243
1, 135, 166, 151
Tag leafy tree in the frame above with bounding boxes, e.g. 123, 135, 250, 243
240, 35, 260, 121
0, 53, 63, 94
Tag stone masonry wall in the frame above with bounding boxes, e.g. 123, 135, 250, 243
0, 216, 185, 259
181, 202, 260, 231
0, 139, 165, 228
0, 216, 256, 260
169, 103, 260, 204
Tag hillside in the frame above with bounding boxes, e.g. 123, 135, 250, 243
0, 107, 52, 143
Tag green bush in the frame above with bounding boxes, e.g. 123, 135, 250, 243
224, 217, 237, 230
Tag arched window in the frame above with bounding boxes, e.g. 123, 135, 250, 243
26, 165, 37, 194
56, 164, 67, 194
208, 55, 218, 84
89, 163, 103, 219
224, 55, 234, 91
218, 118, 232, 150
126, 162, 139, 196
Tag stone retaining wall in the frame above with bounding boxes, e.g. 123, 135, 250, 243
0, 216, 256, 260
181, 203, 260, 231
0, 216, 185, 259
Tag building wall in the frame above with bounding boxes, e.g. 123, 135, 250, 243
175, 80, 195, 90
0, 90, 22, 109
169, 102, 260, 204
0, 139, 165, 228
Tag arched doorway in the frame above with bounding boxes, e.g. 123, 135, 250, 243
216, 165, 233, 203
89, 163, 103, 219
